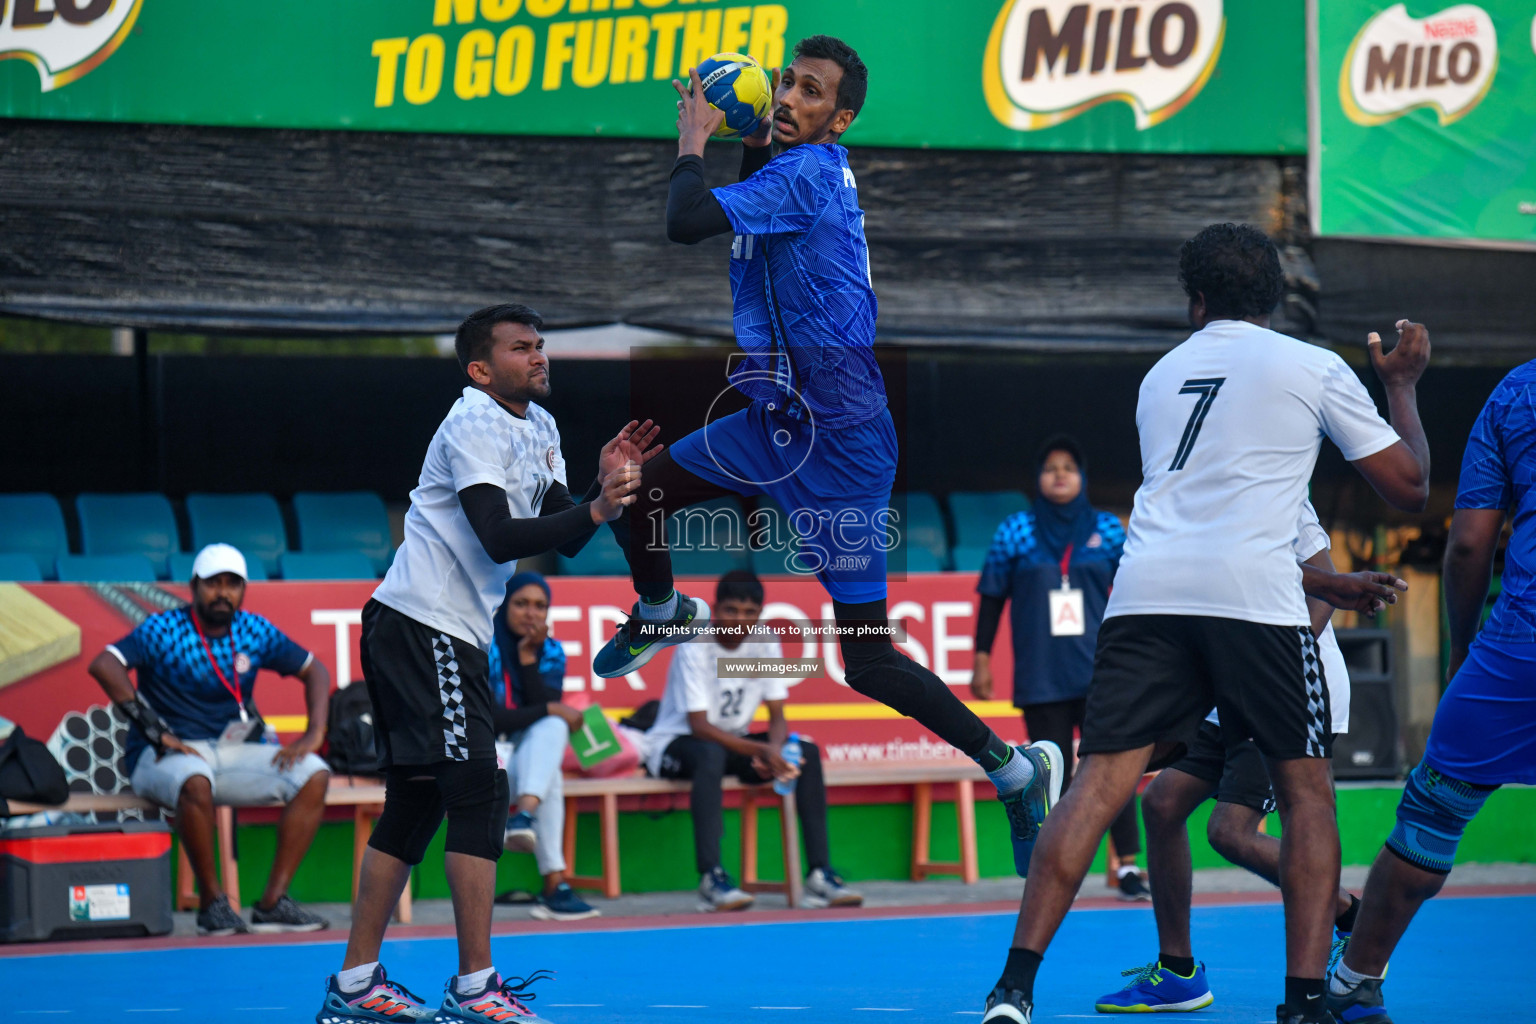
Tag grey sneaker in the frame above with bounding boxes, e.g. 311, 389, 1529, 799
982, 984, 1032, 1023
803, 867, 863, 908
250, 894, 329, 933
698, 866, 754, 912
195, 894, 251, 936
1325, 975, 1392, 1024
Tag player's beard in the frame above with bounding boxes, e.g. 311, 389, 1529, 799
196, 597, 236, 628
492, 368, 551, 407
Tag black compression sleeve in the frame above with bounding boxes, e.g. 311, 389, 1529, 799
667, 155, 733, 244
458, 483, 597, 564
740, 143, 771, 181
540, 478, 601, 558
974, 594, 1006, 655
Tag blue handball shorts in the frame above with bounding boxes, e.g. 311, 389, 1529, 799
669, 401, 898, 604
1424, 638, 1536, 786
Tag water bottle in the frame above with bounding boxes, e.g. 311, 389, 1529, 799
774, 733, 803, 796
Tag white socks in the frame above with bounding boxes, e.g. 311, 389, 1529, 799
1328, 961, 1382, 997
337, 962, 379, 993
1117, 865, 1140, 880
985, 748, 1035, 795
454, 966, 497, 995
638, 590, 680, 621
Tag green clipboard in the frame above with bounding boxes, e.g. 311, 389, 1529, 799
568, 704, 623, 771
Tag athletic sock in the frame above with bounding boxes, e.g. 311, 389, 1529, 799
638, 590, 679, 621
998, 947, 1042, 1000
1159, 954, 1196, 978
1284, 976, 1325, 1017
337, 962, 379, 993
980, 736, 1034, 794
454, 966, 497, 996
1334, 893, 1360, 934
1328, 960, 1383, 997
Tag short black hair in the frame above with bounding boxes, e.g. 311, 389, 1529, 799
454, 303, 543, 375
716, 568, 764, 607
1035, 433, 1086, 475
793, 35, 868, 119
1178, 223, 1284, 320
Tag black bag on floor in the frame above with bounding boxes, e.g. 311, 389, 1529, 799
0, 726, 69, 814
325, 684, 384, 776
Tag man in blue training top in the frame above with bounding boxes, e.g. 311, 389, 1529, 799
1329, 358, 1536, 1024
591, 35, 1060, 886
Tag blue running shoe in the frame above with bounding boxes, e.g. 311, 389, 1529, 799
316, 964, 435, 1023
437, 970, 555, 1023
530, 883, 600, 922
504, 811, 536, 854
1326, 976, 1392, 1023
591, 595, 709, 678
1094, 961, 1214, 1013
998, 740, 1063, 877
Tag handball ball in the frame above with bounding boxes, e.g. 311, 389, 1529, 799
697, 52, 772, 140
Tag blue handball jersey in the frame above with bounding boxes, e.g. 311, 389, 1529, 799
1456, 359, 1536, 643
109, 607, 312, 771
712, 143, 885, 430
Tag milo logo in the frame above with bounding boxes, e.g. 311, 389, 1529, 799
1341, 3, 1497, 126
983, 0, 1225, 131
0, 0, 143, 92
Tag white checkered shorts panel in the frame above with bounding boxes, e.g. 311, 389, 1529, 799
434, 633, 469, 762
1297, 626, 1327, 758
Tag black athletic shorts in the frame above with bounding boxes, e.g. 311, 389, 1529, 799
1166, 720, 1277, 815
359, 599, 494, 768
1079, 614, 1332, 769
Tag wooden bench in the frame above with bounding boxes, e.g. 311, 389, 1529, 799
561, 760, 987, 902
5, 776, 411, 923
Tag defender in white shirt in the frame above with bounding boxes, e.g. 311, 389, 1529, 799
982, 225, 1432, 1024
322, 304, 655, 1024
645, 571, 862, 912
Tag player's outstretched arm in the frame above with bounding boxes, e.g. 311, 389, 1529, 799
457, 464, 637, 563
1300, 563, 1407, 616
1442, 507, 1505, 681
1352, 320, 1431, 512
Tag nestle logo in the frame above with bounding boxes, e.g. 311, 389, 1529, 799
1423, 17, 1478, 39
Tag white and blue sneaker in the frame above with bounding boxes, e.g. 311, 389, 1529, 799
982, 984, 1033, 1023
803, 867, 863, 908
530, 883, 600, 922
504, 811, 536, 854
591, 594, 710, 678
1095, 961, 1214, 1013
436, 970, 556, 1023
698, 866, 753, 912
997, 741, 1064, 878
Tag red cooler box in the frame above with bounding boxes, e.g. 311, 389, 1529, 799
0, 821, 173, 942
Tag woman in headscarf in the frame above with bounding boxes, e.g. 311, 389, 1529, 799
488, 571, 596, 920
969, 435, 1149, 900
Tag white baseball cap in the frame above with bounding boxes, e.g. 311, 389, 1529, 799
191, 543, 248, 581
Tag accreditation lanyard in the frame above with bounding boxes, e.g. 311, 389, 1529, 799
1048, 543, 1086, 637
191, 610, 247, 722
502, 666, 516, 709
1058, 544, 1074, 588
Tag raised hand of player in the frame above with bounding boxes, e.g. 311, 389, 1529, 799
675, 68, 726, 157
591, 460, 641, 523
1368, 320, 1430, 388
599, 419, 663, 479
742, 67, 783, 149
1304, 567, 1408, 615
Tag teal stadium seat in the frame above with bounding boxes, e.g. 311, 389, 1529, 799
56, 554, 157, 583
948, 490, 1030, 550
167, 551, 269, 582
557, 526, 630, 577
292, 491, 393, 576
0, 493, 68, 579
186, 493, 288, 577
0, 553, 43, 582
76, 493, 180, 580
950, 545, 990, 573
669, 497, 752, 577
280, 551, 377, 581
892, 492, 948, 568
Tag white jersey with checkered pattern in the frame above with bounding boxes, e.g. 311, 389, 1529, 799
1207, 499, 1351, 732
375, 387, 567, 649
1106, 319, 1400, 627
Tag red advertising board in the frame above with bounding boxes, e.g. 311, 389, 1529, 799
0, 575, 1024, 764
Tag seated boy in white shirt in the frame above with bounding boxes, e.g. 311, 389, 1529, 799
643, 570, 863, 911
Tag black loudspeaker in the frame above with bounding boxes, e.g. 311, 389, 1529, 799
1332, 630, 1402, 780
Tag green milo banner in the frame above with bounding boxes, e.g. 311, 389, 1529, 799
1312, 1, 1536, 244
0, 0, 1304, 153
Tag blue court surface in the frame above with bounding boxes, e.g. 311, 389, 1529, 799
4, 894, 1529, 1022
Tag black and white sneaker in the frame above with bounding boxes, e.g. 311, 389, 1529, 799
803, 867, 864, 908
698, 866, 754, 912
195, 894, 251, 936
249, 894, 328, 933
1116, 867, 1151, 902
982, 984, 1032, 1023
